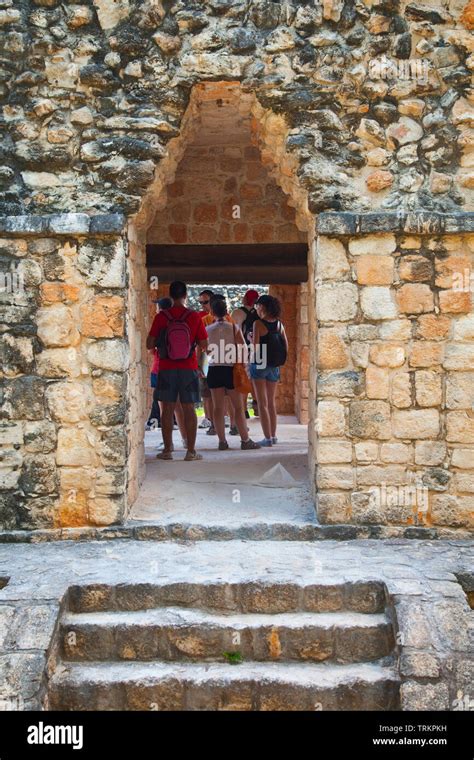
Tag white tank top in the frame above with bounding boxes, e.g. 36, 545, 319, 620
207, 320, 236, 366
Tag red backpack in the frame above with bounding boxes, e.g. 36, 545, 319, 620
159, 309, 194, 361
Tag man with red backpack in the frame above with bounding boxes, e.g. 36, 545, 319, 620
147, 281, 208, 461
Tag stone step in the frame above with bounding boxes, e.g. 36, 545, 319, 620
48, 659, 400, 711
60, 607, 394, 664
67, 580, 387, 615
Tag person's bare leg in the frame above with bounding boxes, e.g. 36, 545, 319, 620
253, 380, 271, 439
229, 390, 250, 440
210, 388, 226, 443
266, 380, 278, 438
204, 396, 214, 426
181, 402, 198, 453
174, 400, 187, 444
225, 395, 235, 427
161, 401, 175, 452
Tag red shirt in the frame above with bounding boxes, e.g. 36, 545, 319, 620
149, 306, 207, 370
151, 350, 159, 374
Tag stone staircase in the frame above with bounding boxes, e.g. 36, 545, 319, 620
48, 580, 400, 711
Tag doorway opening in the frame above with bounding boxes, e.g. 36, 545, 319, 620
126, 83, 315, 528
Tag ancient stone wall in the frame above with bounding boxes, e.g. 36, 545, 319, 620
1, 220, 129, 529
1, 0, 474, 531
313, 220, 474, 530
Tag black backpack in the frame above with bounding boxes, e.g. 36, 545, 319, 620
241, 307, 258, 344
262, 320, 287, 367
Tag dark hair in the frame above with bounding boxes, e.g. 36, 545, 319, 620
210, 293, 225, 301
199, 289, 214, 298
256, 294, 281, 319
211, 298, 228, 319
169, 281, 187, 300
158, 297, 172, 310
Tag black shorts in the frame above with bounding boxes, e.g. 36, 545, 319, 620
156, 369, 200, 403
207, 365, 234, 390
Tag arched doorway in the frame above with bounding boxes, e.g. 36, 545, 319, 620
126, 83, 316, 523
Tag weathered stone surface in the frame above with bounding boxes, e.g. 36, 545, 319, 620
316, 283, 358, 322
393, 410, 440, 440
360, 288, 398, 320
349, 401, 391, 440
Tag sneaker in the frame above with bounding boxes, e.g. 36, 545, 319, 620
199, 418, 211, 429
241, 439, 261, 450
218, 440, 229, 450
272, 436, 278, 444
258, 438, 273, 447
229, 425, 239, 436
206, 426, 217, 436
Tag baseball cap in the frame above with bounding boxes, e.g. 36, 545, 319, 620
245, 289, 259, 306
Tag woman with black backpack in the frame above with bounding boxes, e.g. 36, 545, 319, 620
249, 295, 288, 447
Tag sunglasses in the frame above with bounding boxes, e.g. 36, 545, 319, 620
199, 299, 210, 305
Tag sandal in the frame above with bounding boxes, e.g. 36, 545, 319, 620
184, 450, 203, 461
156, 450, 173, 460
218, 441, 229, 450
241, 439, 261, 450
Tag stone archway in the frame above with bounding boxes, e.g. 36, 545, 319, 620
126, 81, 316, 509
0, 1, 473, 534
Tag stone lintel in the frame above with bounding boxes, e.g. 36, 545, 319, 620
317, 211, 474, 237
0, 213, 126, 237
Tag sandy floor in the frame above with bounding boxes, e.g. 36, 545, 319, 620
130, 416, 315, 527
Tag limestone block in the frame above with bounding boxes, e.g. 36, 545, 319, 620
396, 284, 434, 314
369, 344, 405, 367
349, 401, 391, 439
354, 442, 378, 462
446, 372, 474, 409
443, 343, 474, 370
317, 441, 352, 464
360, 287, 398, 320
451, 448, 474, 468
36, 348, 82, 378
409, 342, 444, 367
415, 441, 447, 466
393, 410, 440, 439
93, 0, 130, 30
366, 366, 389, 399
380, 443, 411, 463
453, 314, 474, 340
46, 382, 92, 423
56, 428, 97, 466
37, 304, 79, 348
80, 296, 125, 338
348, 234, 396, 256
447, 412, 474, 443
316, 283, 358, 322
86, 340, 128, 372
415, 371, 442, 407
317, 466, 354, 490
317, 329, 349, 369
316, 401, 346, 437
355, 255, 394, 285
77, 239, 126, 288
